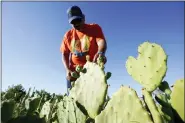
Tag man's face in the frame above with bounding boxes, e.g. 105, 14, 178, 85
71, 18, 84, 31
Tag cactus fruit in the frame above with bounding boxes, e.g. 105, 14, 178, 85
76, 65, 83, 73
126, 41, 167, 92
69, 61, 108, 119
170, 79, 184, 121
105, 72, 112, 80
71, 71, 79, 78
81, 68, 87, 73
57, 96, 87, 123
97, 56, 105, 69
95, 86, 153, 123
142, 88, 163, 123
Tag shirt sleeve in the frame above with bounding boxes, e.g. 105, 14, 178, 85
60, 32, 70, 54
94, 24, 106, 42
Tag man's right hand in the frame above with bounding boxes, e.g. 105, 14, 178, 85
66, 69, 72, 81
66, 69, 76, 81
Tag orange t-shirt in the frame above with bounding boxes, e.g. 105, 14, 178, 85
60, 23, 105, 70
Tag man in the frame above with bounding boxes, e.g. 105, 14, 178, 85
60, 5, 107, 94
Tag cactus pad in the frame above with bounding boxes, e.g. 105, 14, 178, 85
1, 99, 16, 123
40, 101, 51, 121
126, 41, 167, 92
95, 86, 153, 123
155, 93, 174, 123
170, 79, 184, 121
57, 96, 86, 123
25, 96, 40, 114
157, 104, 174, 123
142, 88, 163, 123
69, 61, 108, 118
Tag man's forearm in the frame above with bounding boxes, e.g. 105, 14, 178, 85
97, 39, 107, 54
62, 53, 70, 71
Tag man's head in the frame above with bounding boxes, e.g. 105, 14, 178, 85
67, 5, 85, 31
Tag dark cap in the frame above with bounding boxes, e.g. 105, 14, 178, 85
67, 6, 83, 23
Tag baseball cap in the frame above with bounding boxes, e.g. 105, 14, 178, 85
67, 6, 83, 24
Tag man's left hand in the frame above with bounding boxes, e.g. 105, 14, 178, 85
93, 53, 107, 64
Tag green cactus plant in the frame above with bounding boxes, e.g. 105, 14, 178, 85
57, 96, 87, 123
155, 93, 171, 108
40, 98, 58, 123
142, 88, 163, 123
40, 101, 51, 122
69, 61, 108, 119
6, 115, 46, 123
25, 96, 41, 115
170, 79, 184, 122
156, 104, 174, 123
1, 99, 16, 123
158, 81, 172, 99
105, 72, 112, 80
1, 41, 184, 123
155, 93, 174, 123
97, 55, 105, 70
71, 71, 80, 78
95, 86, 153, 123
126, 41, 167, 92
76, 65, 83, 73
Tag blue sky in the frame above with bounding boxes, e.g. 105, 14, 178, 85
2, 2, 184, 97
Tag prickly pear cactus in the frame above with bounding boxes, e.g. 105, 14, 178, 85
170, 79, 184, 121
157, 104, 174, 123
76, 65, 83, 73
126, 41, 167, 92
142, 88, 163, 123
1, 99, 16, 123
6, 115, 45, 123
95, 86, 153, 123
155, 93, 171, 108
105, 72, 112, 80
25, 96, 41, 115
40, 100, 52, 122
57, 96, 87, 123
69, 61, 108, 119
158, 81, 172, 99
155, 93, 174, 123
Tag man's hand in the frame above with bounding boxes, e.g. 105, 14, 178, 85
66, 69, 76, 81
66, 69, 72, 80
93, 53, 107, 64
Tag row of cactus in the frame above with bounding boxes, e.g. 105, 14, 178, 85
1, 41, 184, 123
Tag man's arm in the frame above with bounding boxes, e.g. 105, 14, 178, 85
62, 53, 70, 72
97, 39, 107, 55
60, 32, 73, 79
93, 24, 107, 63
